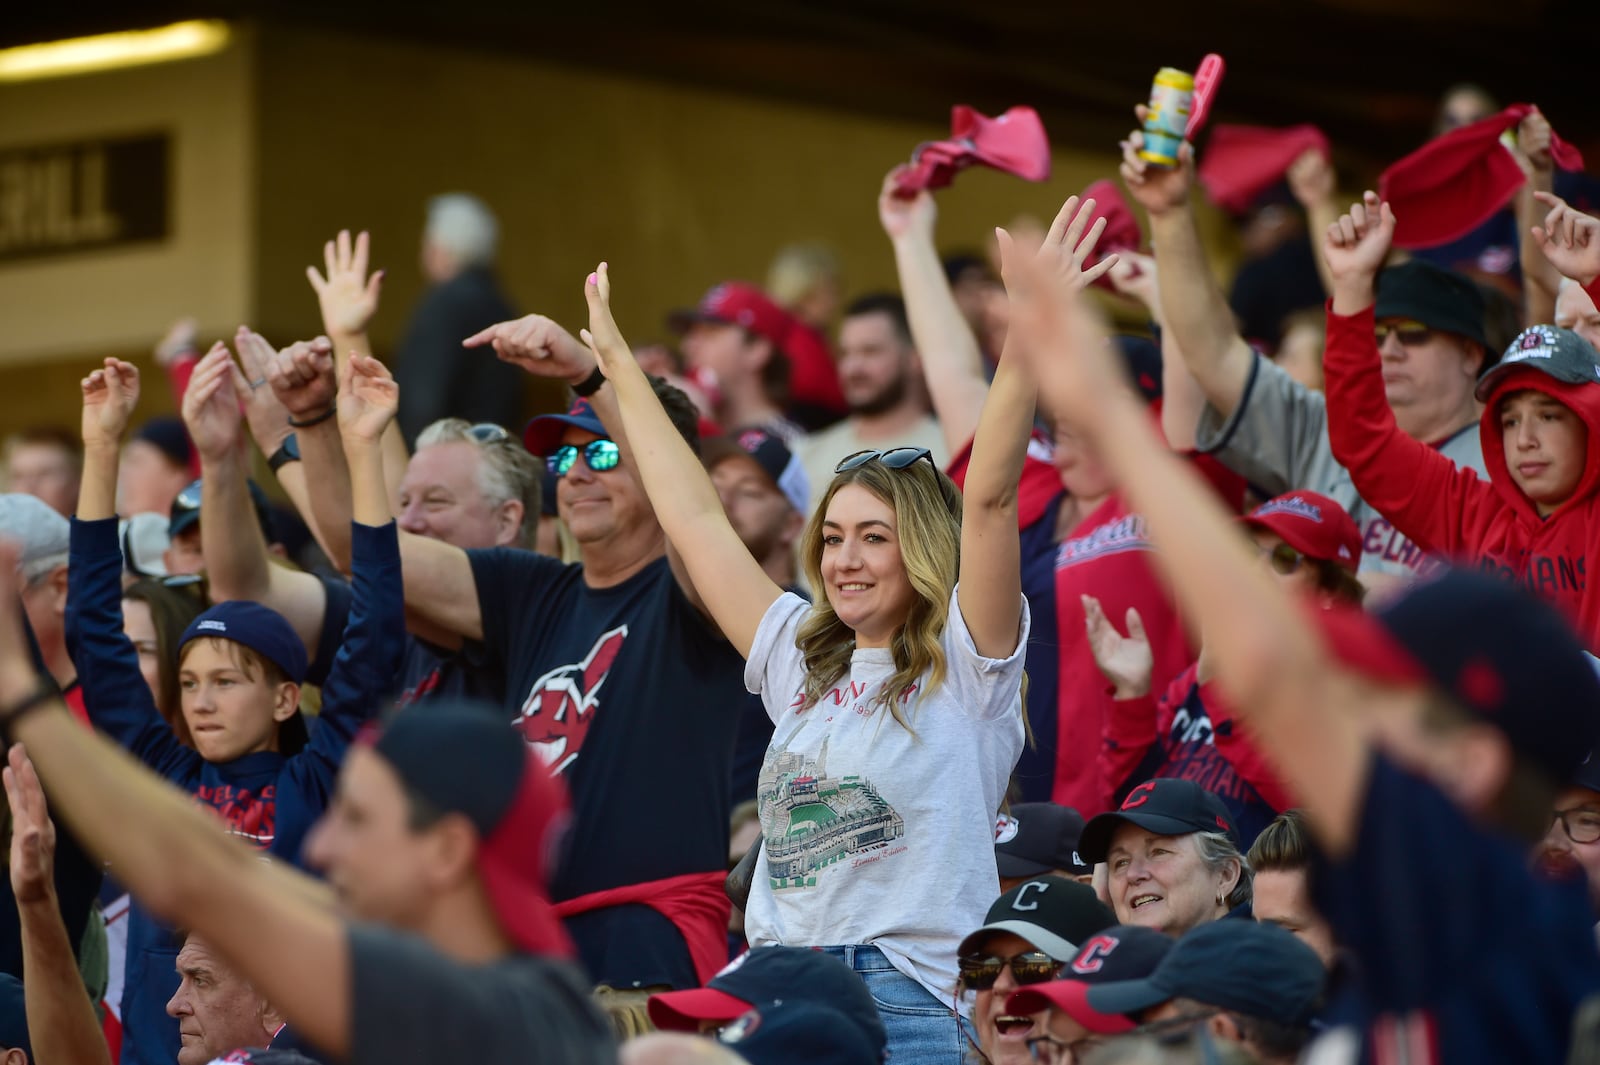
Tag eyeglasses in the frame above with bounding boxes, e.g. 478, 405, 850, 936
1374, 321, 1435, 347
958, 951, 1061, 990
1553, 808, 1600, 845
1253, 540, 1306, 576
464, 423, 511, 444
834, 447, 936, 474
547, 438, 621, 478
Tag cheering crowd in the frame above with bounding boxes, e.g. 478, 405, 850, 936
2, 78, 1600, 1065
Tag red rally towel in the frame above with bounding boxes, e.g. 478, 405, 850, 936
553, 870, 732, 985
1081, 179, 1143, 291
893, 105, 1051, 197
1197, 124, 1330, 215
1380, 104, 1585, 250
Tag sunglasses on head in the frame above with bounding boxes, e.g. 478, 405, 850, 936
958, 951, 1060, 991
834, 447, 935, 474
547, 438, 621, 478
464, 423, 511, 444
1374, 321, 1434, 347
174, 484, 202, 512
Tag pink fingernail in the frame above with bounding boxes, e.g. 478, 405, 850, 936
586, 272, 598, 287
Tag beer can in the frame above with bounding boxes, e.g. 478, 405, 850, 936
1139, 67, 1195, 167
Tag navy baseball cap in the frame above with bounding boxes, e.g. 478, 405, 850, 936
522, 397, 607, 458
0, 974, 29, 1060
179, 600, 308, 683
1084, 920, 1325, 1027
1005, 924, 1174, 1035
1317, 568, 1600, 786
702, 429, 810, 516
995, 802, 1091, 877
959, 876, 1115, 962
714, 1000, 881, 1065
132, 415, 194, 470
1475, 324, 1600, 402
1077, 780, 1238, 866
1374, 259, 1487, 349
169, 477, 277, 544
649, 945, 887, 1058
366, 699, 574, 959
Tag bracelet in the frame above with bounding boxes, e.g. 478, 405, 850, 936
286, 406, 337, 428
0, 681, 60, 744
572, 366, 607, 398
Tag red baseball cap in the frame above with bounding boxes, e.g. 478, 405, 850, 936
668, 282, 794, 355
1240, 490, 1361, 572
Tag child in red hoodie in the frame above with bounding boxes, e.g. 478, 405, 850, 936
1323, 191, 1600, 649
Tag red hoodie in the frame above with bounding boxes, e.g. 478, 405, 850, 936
1324, 304, 1600, 649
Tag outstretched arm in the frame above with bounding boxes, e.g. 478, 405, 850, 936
1513, 110, 1559, 328
1533, 192, 1600, 301
1121, 124, 1256, 420
1006, 248, 1367, 857
8, 755, 113, 1065
878, 169, 992, 457
308, 229, 407, 511
1288, 147, 1342, 298
579, 265, 781, 657
0, 644, 352, 1062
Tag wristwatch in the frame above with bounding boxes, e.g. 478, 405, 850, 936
268, 433, 301, 474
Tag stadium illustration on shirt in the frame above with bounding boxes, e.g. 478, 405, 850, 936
759, 735, 905, 889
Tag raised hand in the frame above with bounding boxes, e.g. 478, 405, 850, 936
1108, 251, 1160, 316
1287, 148, 1336, 209
1323, 191, 1396, 291
5, 744, 57, 906
997, 227, 1124, 428
878, 166, 938, 243
153, 317, 199, 367
306, 230, 384, 338
336, 352, 399, 445
1515, 107, 1554, 175
579, 262, 640, 383
181, 344, 245, 461
233, 327, 297, 454
1120, 109, 1195, 218
1036, 194, 1120, 292
1532, 192, 1600, 286
464, 313, 596, 386
1082, 595, 1154, 699
265, 337, 337, 419
80, 358, 142, 450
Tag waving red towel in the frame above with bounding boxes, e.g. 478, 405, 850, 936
1197, 124, 1330, 214
892, 105, 1051, 197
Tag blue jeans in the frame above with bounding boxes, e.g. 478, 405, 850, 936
818, 944, 976, 1064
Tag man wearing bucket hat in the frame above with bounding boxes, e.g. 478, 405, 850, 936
1321, 189, 1600, 649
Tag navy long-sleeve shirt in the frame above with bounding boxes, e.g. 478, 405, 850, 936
65, 517, 404, 1065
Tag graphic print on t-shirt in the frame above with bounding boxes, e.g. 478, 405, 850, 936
198, 782, 276, 846
1056, 514, 1151, 567
512, 624, 627, 773
759, 735, 905, 890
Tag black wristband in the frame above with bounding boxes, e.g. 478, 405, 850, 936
286, 406, 337, 428
268, 433, 301, 473
572, 366, 607, 398
0, 681, 60, 744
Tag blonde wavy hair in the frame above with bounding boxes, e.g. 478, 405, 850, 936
796, 457, 964, 731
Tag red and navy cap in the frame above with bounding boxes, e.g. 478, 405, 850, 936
701, 429, 810, 516
649, 946, 887, 1057
1004, 924, 1174, 1035
364, 700, 573, 958
1241, 490, 1361, 572
1076, 780, 1237, 866
667, 282, 795, 356
522, 397, 607, 458
1316, 568, 1600, 785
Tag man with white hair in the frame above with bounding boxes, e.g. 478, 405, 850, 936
0, 495, 78, 720
393, 193, 524, 444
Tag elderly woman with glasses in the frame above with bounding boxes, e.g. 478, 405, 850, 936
573, 201, 1112, 1062
1083, 491, 1367, 853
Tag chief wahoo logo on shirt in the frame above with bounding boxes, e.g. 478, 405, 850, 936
513, 625, 628, 773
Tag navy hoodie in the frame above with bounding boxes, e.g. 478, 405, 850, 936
65, 518, 403, 1065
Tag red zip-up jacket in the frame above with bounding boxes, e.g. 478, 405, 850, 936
1324, 302, 1600, 649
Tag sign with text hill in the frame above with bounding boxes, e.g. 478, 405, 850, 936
0, 133, 169, 263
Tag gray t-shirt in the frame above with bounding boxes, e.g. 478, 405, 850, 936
1195, 353, 1487, 579
349, 925, 614, 1065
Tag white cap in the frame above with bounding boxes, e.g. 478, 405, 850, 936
119, 512, 170, 578
0, 493, 69, 582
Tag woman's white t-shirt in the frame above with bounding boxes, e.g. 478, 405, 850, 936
742, 587, 1029, 1011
